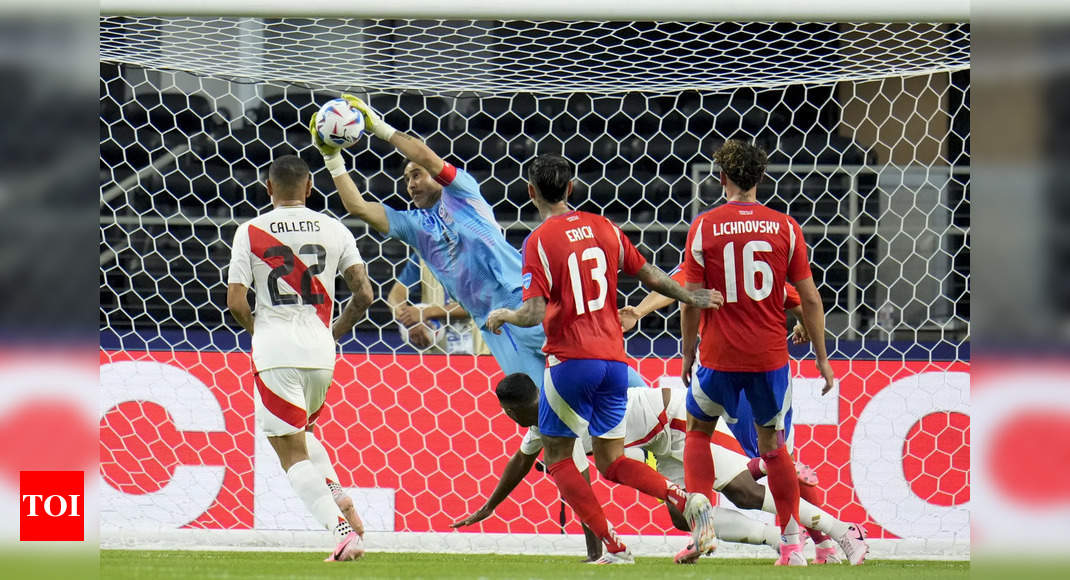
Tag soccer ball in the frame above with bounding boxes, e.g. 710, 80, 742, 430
314, 98, 365, 148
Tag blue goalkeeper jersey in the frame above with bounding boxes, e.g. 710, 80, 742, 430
382, 163, 522, 328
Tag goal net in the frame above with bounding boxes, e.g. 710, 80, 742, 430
99, 16, 970, 559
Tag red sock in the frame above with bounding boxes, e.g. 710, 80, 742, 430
798, 481, 831, 543
762, 446, 801, 533
604, 456, 687, 512
684, 430, 715, 501
547, 458, 626, 553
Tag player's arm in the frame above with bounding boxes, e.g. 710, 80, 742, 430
679, 281, 703, 386
635, 263, 722, 309
620, 290, 677, 332
226, 283, 255, 335
490, 297, 547, 333
342, 94, 446, 178
332, 263, 374, 342
486, 296, 546, 333
450, 448, 539, 527
385, 278, 410, 319
307, 116, 390, 235
794, 276, 834, 393
788, 304, 810, 344
412, 302, 471, 325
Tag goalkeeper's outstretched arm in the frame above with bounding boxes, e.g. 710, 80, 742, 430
307, 116, 390, 235
342, 94, 446, 178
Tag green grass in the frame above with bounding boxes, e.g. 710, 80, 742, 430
101, 550, 968, 579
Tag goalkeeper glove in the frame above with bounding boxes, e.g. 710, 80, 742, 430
342, 93, 397, 141
308, 115, 347, 177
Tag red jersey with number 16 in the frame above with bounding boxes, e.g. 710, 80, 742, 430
522, 211, 647, 362
683, 202, 812, 372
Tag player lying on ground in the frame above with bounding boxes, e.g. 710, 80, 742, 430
226, 155, 374, 562
485, 154, 722, 564
308, 95, 547, 386
620, 269, 850, 564
679, 140, 853, 566
453, 373, 868, 564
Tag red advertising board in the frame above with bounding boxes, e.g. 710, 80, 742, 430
100, 351, 969, 539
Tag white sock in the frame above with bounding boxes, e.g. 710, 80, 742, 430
783, 517, 801, 546
758, 487, 804, 546
287, 460, 351, 540
799, 498, 850, 538
761, 486, 776, 513
712, 507, 781, 549
305, 432, 343, 493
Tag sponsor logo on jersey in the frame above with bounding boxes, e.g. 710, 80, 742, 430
522, 272, 532, 289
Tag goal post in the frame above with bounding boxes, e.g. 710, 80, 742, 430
99, 12, 970, 559
99, 0, 971, 22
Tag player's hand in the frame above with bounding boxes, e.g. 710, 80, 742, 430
689, 288, 724, 309
450, 508, 492, 528
619, 306, 641, 333
341, 93, 395, 141
790, 322, 810, 344
396, 303, 423, 327
407, 324, 434, 348
817, 357, 836, 395
485, 309, 512, 334
307, 115, 342, 157
681, 350, 696, 388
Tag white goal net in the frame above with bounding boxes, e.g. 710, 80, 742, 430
99, 16, 970, 558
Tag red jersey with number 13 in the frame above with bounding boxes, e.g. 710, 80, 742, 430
683, 202, 812, 372
522, 211, 647, 362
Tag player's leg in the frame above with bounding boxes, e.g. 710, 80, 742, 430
256, 369, 361, 561
539, 361, 631, 563
743, 364, 804, 566
683, 365, 743, 555
301, 370, 366, 538
593, 362, 690, 514
658, 455, 781, 561
737, 401, 829, 551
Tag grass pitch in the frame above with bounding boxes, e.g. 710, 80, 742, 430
101, 550, 968, 579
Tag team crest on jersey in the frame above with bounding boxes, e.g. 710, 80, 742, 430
420, 211, 437, 232
522, 273, 532, 289
437, 203, 454, 225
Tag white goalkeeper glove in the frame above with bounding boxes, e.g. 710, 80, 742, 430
307, 115, 347, 176
342, 93, 396, 141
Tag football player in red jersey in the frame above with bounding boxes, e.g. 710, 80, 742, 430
487, 154, 723, 563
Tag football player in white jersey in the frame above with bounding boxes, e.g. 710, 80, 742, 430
453, 373, 867, 564
226, 155, 374, 562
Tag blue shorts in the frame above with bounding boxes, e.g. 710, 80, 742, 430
539, 359, 629, 439
686, 363, 792, 434
481, 323, 547, 387
724, 390, 795, 459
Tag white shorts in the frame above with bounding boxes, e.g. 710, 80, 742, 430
254, 367, 333, 436
654, 443, 750, 492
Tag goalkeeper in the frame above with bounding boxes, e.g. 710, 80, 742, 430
309, 95, 602, 387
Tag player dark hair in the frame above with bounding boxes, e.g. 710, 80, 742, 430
526, 154, 573, 204
714, 139, 768, 192
495, 373, 538, 406
268, 154, 311, 195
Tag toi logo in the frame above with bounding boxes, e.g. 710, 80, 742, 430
20, 471, 84, 541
